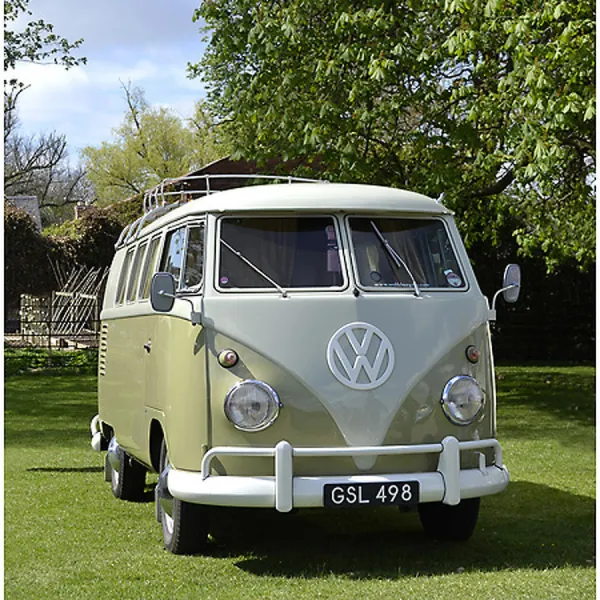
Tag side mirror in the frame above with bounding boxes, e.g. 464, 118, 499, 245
150, 272, 176, 312
489, 263, 521, 321
149, 271, 203, 325
502, 263, 521, 304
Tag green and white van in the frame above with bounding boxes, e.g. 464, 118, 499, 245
90, 175, 520, 554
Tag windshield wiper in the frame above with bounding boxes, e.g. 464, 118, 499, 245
369, 221, 421, 297
220, 238, 288, 298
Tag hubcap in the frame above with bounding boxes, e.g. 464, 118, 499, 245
111, 463, 119, 487
158, 448, 175, 537
162, 507, 174, 536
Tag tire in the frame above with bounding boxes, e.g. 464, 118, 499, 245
418, 497, 480, 541
110, 447, 146, 501
158, 440, 209, 555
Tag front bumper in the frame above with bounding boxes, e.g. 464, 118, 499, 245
166, 436, 509, 512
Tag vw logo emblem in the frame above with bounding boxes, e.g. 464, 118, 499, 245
327, 322, 395, 390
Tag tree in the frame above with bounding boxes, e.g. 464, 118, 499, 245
81, 84, 228, 205
4, 86, 93, 226
4, 0, 86, 85
441, 0, 595, 269
4, 0, 90, 226
190, 0, 595, 269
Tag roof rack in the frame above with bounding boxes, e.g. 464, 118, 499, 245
115, 173, 326, 250
143, 173, 326, 214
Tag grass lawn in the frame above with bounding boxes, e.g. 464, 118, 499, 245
4, 366, 595, 599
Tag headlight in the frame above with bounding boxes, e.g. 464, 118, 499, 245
441, 375, 484, 425
224, 380, 281, 432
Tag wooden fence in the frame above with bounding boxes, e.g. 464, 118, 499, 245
7, 293, 101, 349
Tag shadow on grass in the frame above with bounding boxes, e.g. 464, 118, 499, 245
6, 427, 98, 448
202, 481, 594, 578
4, 374, 97, 416
27, 466, 103, 473
497, 366, 595, 427
5, 375, 98, 448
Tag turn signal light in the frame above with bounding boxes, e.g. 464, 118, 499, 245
218, 349, 239, 368
466, 345, 480, 364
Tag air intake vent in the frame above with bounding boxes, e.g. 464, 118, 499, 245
99, 323, 108, 376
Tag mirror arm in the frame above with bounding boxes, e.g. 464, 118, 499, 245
158, 290, 202, 326
491, 283, 519, 311
158, 290, 176, 300
489, 283, 519, 321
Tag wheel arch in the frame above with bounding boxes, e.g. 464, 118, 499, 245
149, 419, 165, 473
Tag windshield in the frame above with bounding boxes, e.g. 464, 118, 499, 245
348, 217, 466, 289
218, 216, 344, 289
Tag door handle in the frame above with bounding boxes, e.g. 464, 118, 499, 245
143, 340, 152, 353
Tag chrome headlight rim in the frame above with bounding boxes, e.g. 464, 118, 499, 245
441, 375, 485, 426
224, 379, 282, 432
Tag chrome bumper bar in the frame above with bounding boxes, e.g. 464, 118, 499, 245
166, 436, 509, 512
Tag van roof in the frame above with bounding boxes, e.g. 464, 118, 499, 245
120, 182, 452, 247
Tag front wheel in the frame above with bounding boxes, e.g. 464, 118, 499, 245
418, 498, 480, 541
158, 441, 210, 555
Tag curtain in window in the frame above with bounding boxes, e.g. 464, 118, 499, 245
220, 218, 298, 288
383, 225, 427, 284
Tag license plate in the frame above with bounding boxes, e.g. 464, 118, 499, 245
323, 481, 419, 508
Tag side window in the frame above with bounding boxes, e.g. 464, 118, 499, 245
181, 225, 204, 289
159, 222, 205, 291
160, 227, 186, 288
139, 235, 161, 300
126, 241, 147, 303
116, 248, 134, 305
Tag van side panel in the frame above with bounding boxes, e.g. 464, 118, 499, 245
99, 315, 152, 456
148, 315, 208, 471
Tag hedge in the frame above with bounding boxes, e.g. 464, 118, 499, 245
4, 347, 98, 376
4, 204, 126, 307
4, 205, 58, 306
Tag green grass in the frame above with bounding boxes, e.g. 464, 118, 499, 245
5, 366, 595, 599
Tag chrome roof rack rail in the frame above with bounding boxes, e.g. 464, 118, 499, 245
115, 203, 182, 250
143, 173, 326, 215
114, 223, 131, 249
116, 173, 327, 249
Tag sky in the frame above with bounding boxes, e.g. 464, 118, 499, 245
8, 0, 207, 162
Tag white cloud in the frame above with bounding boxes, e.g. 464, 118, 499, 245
9, 0, 207, 153
19, 0, 204, 55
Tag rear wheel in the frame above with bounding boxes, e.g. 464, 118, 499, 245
418, 498, 480, 541
110, 446, 146, 502
158, 441, 209, 555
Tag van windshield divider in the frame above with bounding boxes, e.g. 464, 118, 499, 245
369, 220, 421, 297
219, 239, 288, 298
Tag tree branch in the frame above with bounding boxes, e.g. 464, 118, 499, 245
472, 168, 515, 198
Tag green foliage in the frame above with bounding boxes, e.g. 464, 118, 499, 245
45, 208, 123, 268
42, 197, 144, 234
4, 204, 57, 305
104, 197, 144, 227
81, 86, 228, 206
4, 347, 98, 376
5, 204, 122, 305
4, 0, 86, 85
442, 0, 595, 271
192, 0, 595, 270
4, 368, 596, 598
43, 219, 81, 238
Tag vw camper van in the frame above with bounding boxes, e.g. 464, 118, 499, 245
90, 174, 520, 554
